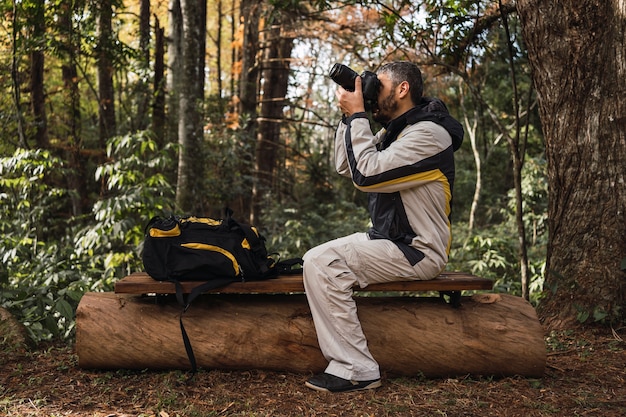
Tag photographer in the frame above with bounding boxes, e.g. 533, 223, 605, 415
303, 61, 464, 393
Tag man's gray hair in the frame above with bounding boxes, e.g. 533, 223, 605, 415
377, 62, 423, 105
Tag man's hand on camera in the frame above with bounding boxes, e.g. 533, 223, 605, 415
336, 76, 366, 117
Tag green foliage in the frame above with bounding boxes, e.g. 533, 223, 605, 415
202, 113, 256, 209
575, 303, 623, 325
74, 131, 176, 285
448, 221, 546, 305
449, 225, 517, 281
262, 200, 370, 259
0, 133, 175, 343
259, 123, 370, 259
505, 158, 548, 239
0, 149, 81, 341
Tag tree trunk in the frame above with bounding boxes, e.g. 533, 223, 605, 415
58, 2, 87, 216
76, 292, 545, 377
29, 2, 49, 149
516, 0, 626, 327
10, 1, 26, 148
139, 0, 150, 64
234, 0, 261, 222
251, 10, 295, 224
238, 0, 260, 122
134, 0, 151, 131
214, 0, 223, 98
175, 0, 207, 214
166, 0, 183, 147
500, 8, 531, 301
152, 16, 166, 146
461, 94, 480, 231
97, 0, 116, 145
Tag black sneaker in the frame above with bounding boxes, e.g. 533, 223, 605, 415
305, 373, 382, 393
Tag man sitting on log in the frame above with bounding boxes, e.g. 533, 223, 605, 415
303, 61, 464, 393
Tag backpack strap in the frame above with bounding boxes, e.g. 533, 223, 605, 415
274, 257, 304, 275
176, 277, 236, 377
224, 209, 270, 276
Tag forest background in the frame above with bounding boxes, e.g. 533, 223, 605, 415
0, 0, 624, 346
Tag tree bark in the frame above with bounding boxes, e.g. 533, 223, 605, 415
175, 0, 207, 214
152, 16, 166, 146
10, 1, 26, 148
516, 0, 626, 327
251, 10, 295, 224
97, 0, 116, 145
166, 0, 183, 147
76, 292, 546, 378
238, 0, 260, 122
29, 2, 49, 149
213, 0, 223, 98
233, 0, 261, 221
134, 0, 151, 131
58, 2, 87, 216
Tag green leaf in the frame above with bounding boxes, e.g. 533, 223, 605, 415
55, 299, 74, 321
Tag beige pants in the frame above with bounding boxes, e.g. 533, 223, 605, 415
303, 232, 441, 381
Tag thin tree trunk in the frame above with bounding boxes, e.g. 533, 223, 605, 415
238, 0, 260, 122
152, 15, 165, 146
167, 0, 183, 146
29, 2, 48, 149
11, 0, 27, 148
175, 0, 207, 213
499, 2, 530, 300
252, 12, 295, 225
464, 111, 480, 231
215, 0, 223, 99
230, 3, 236, 98
97, 0, 116, 145
135, 0, 151, 131
139, 0, 150, 64
58, 2, 86, 216
235, 0, 261, 221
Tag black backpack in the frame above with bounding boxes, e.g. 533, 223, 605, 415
143, 212, 276, 286
142, 210, 300, 374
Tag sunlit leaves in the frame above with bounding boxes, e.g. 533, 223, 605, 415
75, 131, 175, 261
0, 133, 175, 343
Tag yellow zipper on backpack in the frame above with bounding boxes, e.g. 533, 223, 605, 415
181, 217, 222, 226
149, 224, 181, 237
180, 243, 240, 275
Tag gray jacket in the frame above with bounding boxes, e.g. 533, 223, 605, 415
335, 101, 463, 271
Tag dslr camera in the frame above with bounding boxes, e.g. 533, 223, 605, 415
329, 63, 380, 111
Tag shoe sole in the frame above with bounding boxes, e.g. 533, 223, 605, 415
305, 379, 382, 393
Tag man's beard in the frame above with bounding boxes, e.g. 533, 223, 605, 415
372, 90, 398, 124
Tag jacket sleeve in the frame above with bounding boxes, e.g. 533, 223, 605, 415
334, 113, 383, 178
340, 113, 453, 194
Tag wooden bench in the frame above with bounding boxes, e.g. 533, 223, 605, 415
114, 271, 494, 307
77, 271, 546, 378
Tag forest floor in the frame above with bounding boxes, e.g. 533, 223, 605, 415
1, 325, 625, 417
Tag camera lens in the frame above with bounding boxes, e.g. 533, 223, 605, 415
329, 63, 358, 92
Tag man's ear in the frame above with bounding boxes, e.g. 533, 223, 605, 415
397, 80, 410, 99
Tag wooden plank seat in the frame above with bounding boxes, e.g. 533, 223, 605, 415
115, 271, 493, 294
115, 271, 493, 307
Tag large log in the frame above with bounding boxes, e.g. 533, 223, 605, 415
76, 292, 546, 377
